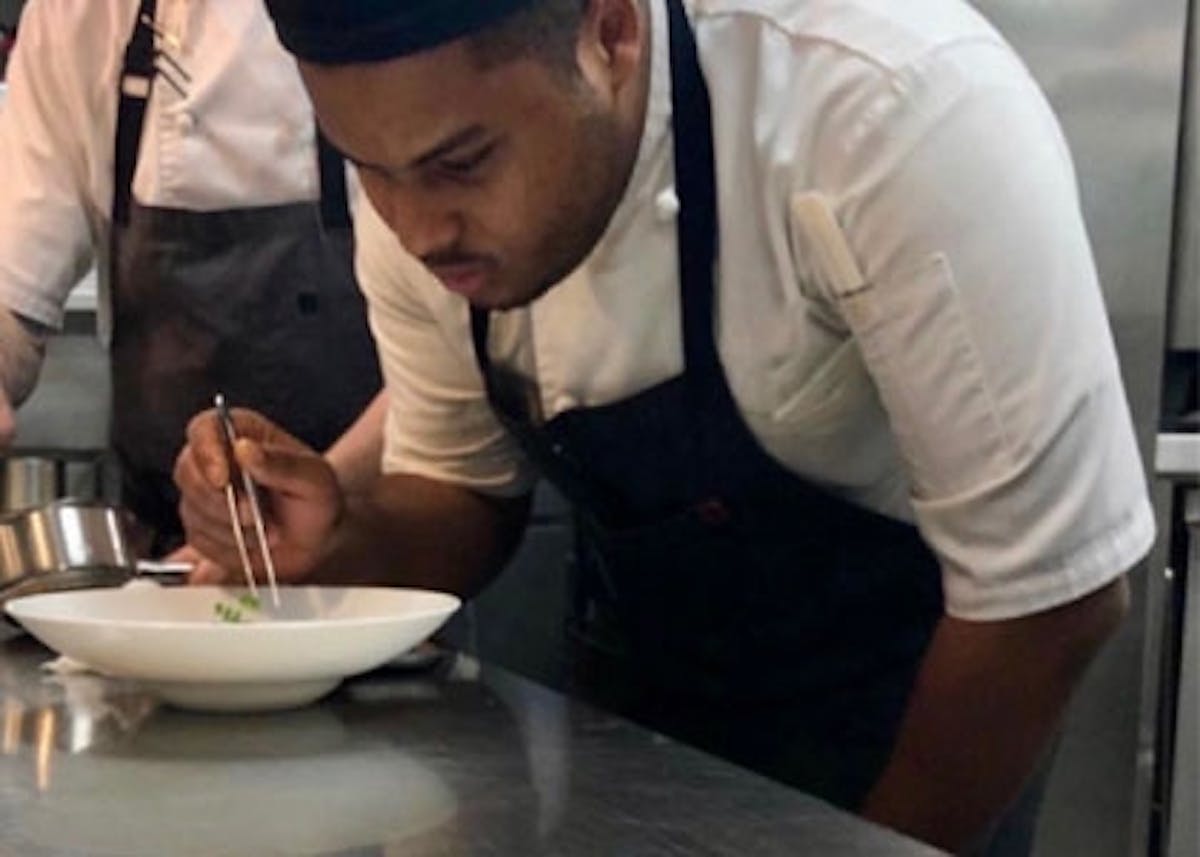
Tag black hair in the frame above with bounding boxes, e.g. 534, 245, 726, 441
467, 0, 588, 78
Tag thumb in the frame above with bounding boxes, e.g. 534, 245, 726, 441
163, 544, 202, 564
235, 438, 338, 503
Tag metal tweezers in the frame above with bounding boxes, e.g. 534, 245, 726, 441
214, 393, 280, 607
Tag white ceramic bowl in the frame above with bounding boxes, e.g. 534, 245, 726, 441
5, 584, 460, 712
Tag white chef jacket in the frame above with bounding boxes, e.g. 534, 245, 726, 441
360, 0, 1155, 622
0, 0, 325, 334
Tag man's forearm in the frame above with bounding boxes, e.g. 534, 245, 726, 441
324, 391, 388, 494
861, 575, 1130, 852
310, 472, 532, 596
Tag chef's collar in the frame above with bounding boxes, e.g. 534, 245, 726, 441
263, 0, 538, 65
587, 0, 673, 267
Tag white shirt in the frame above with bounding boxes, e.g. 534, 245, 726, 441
362, 0, 1154, 622
0, 0, 322, 332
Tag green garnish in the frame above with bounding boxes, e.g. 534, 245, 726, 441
214, 594, 262, 623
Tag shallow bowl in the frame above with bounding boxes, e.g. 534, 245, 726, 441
5, 585, 460, 712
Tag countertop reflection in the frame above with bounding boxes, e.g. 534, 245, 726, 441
0, 632, 941, 856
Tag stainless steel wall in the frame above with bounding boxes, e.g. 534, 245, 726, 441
968, 1, 1189, 855
1170, 2, 1200, 351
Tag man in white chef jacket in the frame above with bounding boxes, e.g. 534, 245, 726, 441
175, 0, 1156, 852
0, 0, 385, 551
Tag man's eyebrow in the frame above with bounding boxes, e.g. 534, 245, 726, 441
321, 125, 489, 174
410, 125, 489, 168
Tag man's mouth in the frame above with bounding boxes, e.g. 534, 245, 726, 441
425, 257, 493, 299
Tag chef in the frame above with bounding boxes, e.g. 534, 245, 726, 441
0, 0, 383, 551
175, 0, 1155, 851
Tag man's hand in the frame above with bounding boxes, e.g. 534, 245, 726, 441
173, 408, 343, 584
160, 543, 231, 586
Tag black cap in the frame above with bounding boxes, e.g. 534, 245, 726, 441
263, 0, 540, 65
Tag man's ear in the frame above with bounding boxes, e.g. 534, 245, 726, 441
576, 0, 644, 101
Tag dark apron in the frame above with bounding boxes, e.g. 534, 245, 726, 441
470, 0, 943, 809
108, 0, 381, 549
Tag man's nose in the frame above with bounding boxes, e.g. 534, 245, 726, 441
378, 182, 464, 261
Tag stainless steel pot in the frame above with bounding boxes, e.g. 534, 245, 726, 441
1, 456, 64, 512
0, 499, 190, 607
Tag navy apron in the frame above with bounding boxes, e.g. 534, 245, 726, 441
470, 0, 943, 809
109, 0, 381, 550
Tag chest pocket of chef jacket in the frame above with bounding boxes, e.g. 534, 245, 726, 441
787, 192, 1010, 501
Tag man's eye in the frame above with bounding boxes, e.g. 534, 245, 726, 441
439, 144, 494, 175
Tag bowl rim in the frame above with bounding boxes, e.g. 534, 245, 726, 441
3, 585, 461, 633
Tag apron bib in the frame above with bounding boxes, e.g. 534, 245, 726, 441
108, 0, 381, 547
470, 0, 942, 808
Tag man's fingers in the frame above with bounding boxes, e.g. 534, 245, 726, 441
187, 556, 235, 586
179, 492, 242, 559
162, 544, 202, 565
235, 439, 338, 504
176, 407, 334, 584
176, 459, 238, 531
174, 443, 215, 501
170, 545, 233, 586
183, 410, 229, 488
183, 407, 316, 491
229, 407, 309, 453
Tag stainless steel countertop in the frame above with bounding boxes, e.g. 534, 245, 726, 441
0, 632, 942, 856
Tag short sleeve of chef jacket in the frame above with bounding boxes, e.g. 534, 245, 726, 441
757, 11, 1155, 621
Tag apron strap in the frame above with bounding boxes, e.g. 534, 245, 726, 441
469, 306, 494, 397
665, 0, 721, 394
112, 0, 158, 227
316, 130, 351, 230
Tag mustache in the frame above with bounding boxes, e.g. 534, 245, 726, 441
421, 249, 493, 269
